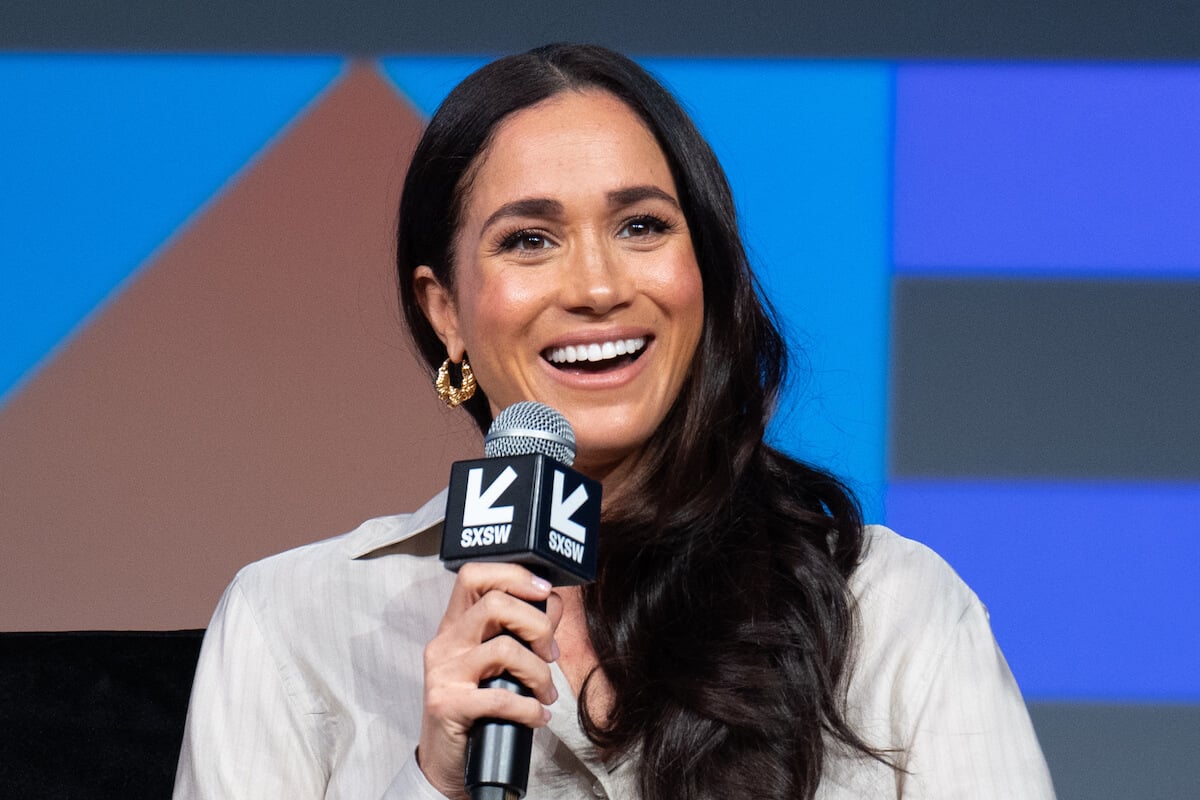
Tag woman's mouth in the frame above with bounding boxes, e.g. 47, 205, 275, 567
544, 337, 648, 372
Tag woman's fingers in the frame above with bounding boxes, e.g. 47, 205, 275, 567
418, 684, 549, 799
545, 588, 564, 631
426, 679, 553, 731
443, 562, 554, 616
428, 631, 559, 705
417, 563, 562, 797
437, 563, 560, 663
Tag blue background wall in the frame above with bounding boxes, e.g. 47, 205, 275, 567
3, 4, 1198, 796
9, 54, 1194, 703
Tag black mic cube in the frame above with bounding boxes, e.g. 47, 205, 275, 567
441, 453, 601, 586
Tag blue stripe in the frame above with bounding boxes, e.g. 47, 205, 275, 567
644, 59, 895, 520
885, 479, 1200, 701
379, 57, 492, 118
0, 54, 342, 404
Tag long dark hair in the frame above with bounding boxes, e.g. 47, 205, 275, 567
398, 44, 887, 799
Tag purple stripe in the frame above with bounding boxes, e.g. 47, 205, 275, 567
894, 63, 1200, 274
885, 479, 1200, 700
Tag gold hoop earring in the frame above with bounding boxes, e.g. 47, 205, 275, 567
435, 357, 477, 408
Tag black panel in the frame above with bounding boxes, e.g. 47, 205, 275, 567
1029, 702, 1200, 800
3, 0, 1200, 58
890, 278, 1200, 479
0, 630, 204, 799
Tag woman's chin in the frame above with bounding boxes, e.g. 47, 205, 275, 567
570, 435, 648, 484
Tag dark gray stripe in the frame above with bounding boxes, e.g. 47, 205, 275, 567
1029, 702, 1200, 800
4, 0, 1200, 58
890, 278, 1200, 479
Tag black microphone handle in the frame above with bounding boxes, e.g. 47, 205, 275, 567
466, 596, 548, 800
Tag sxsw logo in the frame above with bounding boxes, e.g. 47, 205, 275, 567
459, 465, 590, 563
545, 471, 588, 564
442, 453, 600, 585
459, 465, 517, 547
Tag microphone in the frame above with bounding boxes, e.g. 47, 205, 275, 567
441, 401, 601, 800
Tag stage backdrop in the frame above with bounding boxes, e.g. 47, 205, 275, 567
2, 4, 1198, 798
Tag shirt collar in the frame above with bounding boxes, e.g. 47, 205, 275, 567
346, 488, 447, 559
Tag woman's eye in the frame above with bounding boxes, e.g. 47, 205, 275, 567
618, 216, 670, 239
499, 230, 553, 251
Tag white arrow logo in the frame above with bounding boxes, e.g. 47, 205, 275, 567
463, 466, 517, 526
550, 470, 588, 543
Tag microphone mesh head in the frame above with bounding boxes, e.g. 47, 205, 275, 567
484, 401, 577, 466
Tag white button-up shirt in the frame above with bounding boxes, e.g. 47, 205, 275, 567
173, 490, 1055, 798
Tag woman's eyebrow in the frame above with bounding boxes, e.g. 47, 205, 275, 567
482, 198, 564, 231
607, 185, 680, 210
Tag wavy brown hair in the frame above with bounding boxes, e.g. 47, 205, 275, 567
398, 43, 889, 799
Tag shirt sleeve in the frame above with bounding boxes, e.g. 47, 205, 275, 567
173, 578, 328, 799
898, 598, 1057, 799
381, 753, 459, 800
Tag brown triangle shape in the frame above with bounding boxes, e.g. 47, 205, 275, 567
0, 61, 480, 631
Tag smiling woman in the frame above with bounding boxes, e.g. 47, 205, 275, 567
174, 44, 1056, 800
413, 90, 704, 481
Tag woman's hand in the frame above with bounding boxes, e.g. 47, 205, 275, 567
418, 563, 563, 799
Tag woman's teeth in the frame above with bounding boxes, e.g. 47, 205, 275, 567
547, 337, 646, 365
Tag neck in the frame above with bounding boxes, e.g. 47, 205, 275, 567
574, 450, 643, 506
553, 585, 611, 722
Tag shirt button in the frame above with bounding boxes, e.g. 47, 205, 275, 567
591, 780, 606, 797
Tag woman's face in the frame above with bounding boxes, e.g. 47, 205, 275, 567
416, 90, 705, 480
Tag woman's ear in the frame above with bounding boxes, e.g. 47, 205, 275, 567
413, 266, 465, 360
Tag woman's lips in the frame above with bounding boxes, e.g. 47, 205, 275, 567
543, 336, 647, 367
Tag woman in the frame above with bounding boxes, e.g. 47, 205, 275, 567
175, 45, 1055, 799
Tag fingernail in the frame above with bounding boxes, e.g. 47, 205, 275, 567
543, 708, 553, 723
550, 639, 561, 662
532, 576, 552, 593
549, 684, 559, 703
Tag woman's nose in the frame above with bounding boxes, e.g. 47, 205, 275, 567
561, 240, 633, 315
